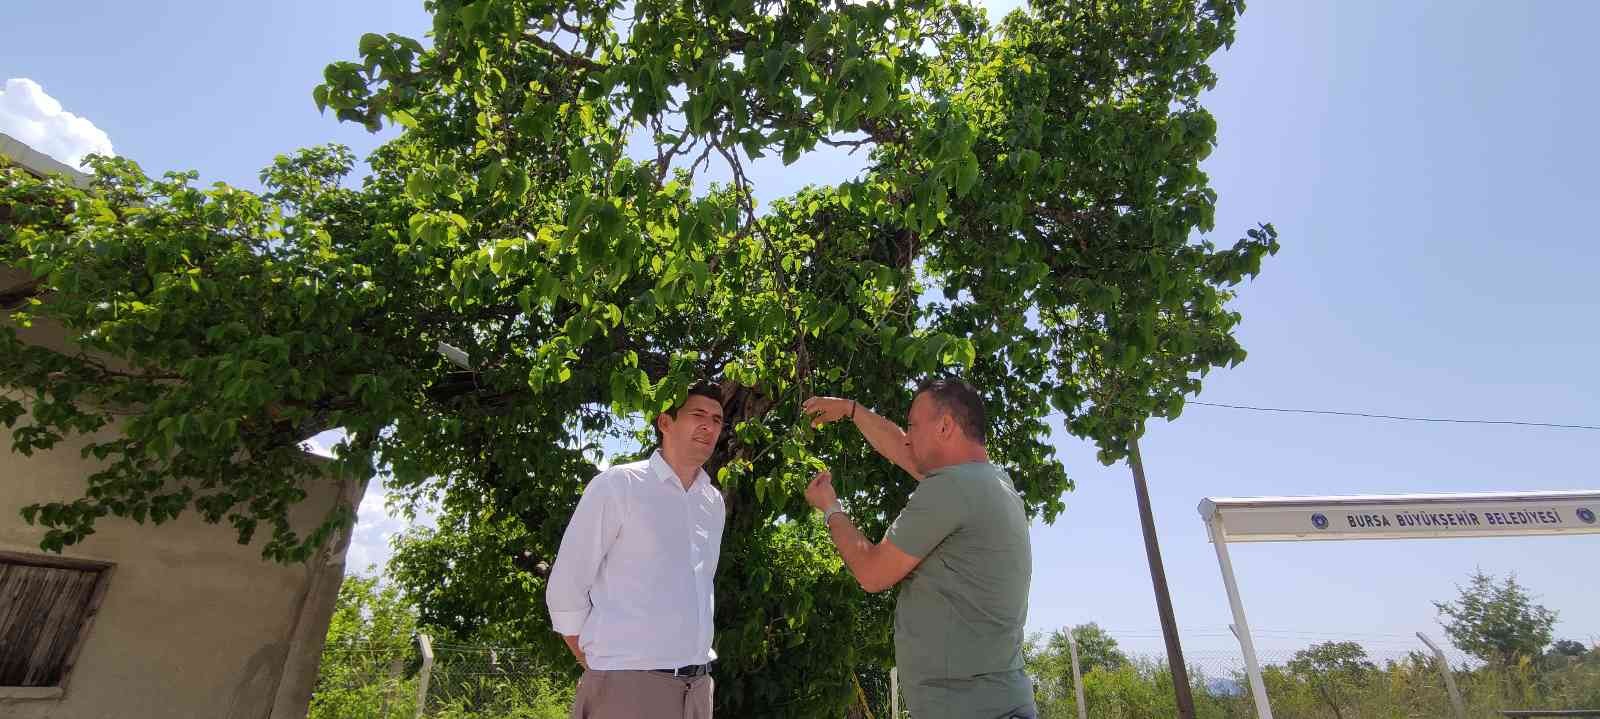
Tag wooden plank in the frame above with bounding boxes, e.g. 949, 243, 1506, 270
26, 568, 91, 685
0, 564, 17, 682
0, 565, 52, 684
0, 567, 35, 682
42, 571, 98, 684
20, 569, 57, 685
0, 551, 112, 573
19, 567, 69, 685
0, 562, 18, 641
56, 562, 113, 693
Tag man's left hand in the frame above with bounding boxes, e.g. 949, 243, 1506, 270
805, 470, 838, 512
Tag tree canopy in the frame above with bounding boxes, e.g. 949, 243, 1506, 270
2, 0, 1274, 714
1286, 641, 1378, 719
1435, 569, 1558, 668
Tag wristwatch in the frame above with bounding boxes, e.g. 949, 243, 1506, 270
823, 500, 847, 526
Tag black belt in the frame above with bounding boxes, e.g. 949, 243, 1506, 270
652, 662, 712, 678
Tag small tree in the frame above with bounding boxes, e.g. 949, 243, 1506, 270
1542, 639, 1590, 673
1434, 569, 1557, 667
1285, 641, 1376, 719
1023, 623, 1132, 716
1056, 623, 1129, 674
1549, 639, 1588, 659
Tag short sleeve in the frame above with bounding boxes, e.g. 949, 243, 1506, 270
884, 477, 966, 558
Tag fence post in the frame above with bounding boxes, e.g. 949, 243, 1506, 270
1067, 629, 1088, 719
413, 634, 435, 719
890, 667, 898, 719
1417, 632, 1466, 719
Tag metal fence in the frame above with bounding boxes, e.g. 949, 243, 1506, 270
309, 639, 422, 719
419, 641, 572, 718
1010, 634, 1599, 719
312, 633, 1597, 718
309, 636, 572, 719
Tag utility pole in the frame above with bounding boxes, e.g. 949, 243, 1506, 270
1129, 437, 1196, 718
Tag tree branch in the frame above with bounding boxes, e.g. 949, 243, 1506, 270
0, 277, 45, 310
522, 31, 605, 72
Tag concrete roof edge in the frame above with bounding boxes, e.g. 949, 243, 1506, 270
0, 132, 93, 187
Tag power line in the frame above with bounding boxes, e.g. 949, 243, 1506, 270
1188, 401, 1600, 432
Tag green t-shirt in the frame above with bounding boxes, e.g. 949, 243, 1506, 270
884, 462, 1035, 718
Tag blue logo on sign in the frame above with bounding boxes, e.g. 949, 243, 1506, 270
1578, 508, 1596, 525
1311, 513, 1329, 530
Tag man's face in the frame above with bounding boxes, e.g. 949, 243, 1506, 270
903, 392, 945, 474
659, 394, 724, 467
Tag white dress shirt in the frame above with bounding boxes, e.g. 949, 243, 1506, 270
546, 451, 726, 670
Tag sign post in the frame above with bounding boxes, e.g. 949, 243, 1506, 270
1198, 490, 1600, 719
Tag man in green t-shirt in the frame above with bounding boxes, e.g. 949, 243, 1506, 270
802, 378, 1036, 719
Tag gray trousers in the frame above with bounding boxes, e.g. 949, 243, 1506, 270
570, 669, 713, 719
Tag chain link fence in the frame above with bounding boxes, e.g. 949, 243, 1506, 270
1015, 637, 1600, 719
420, 642, 572, 718
309, 640, 423, 719
309, 637, 571, 719
312, 634, 1597, 718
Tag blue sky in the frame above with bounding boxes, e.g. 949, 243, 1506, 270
5, 0, 1595, 660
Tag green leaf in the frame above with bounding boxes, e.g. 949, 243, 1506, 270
479, 159, 504, 195
763, 47, 788, 87
459, 2, 487, 31
359, 33, 387, 55
825, 304, 849, 333
569, 146, 592, 175
920, 333, 950, 370
405, 171, 435, 199
390, 109, 419, 130
950, 337, 976, 369
955, 155, 979, 197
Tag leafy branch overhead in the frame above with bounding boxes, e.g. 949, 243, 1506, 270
1, 1, 1274, 714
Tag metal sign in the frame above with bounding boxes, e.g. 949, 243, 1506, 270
1199, 491, 1600, 543
1197, 490, 1600, 719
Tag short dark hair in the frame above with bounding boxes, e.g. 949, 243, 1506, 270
914, 377, 987, 444
653, 380, 723, 446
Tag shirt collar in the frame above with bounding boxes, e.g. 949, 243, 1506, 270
649, 450, 710, 490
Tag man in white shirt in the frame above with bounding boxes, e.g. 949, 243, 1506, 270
546, 382, 727, 719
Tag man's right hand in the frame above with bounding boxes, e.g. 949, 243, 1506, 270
562, 634, 588, 670
802, 396, 855, 427
803, 394, 924, 480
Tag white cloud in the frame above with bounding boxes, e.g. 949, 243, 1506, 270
346, 480, 408, 575
0, 78, 115, 169
347, 474, 437, 576
298, 428, 431, 576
